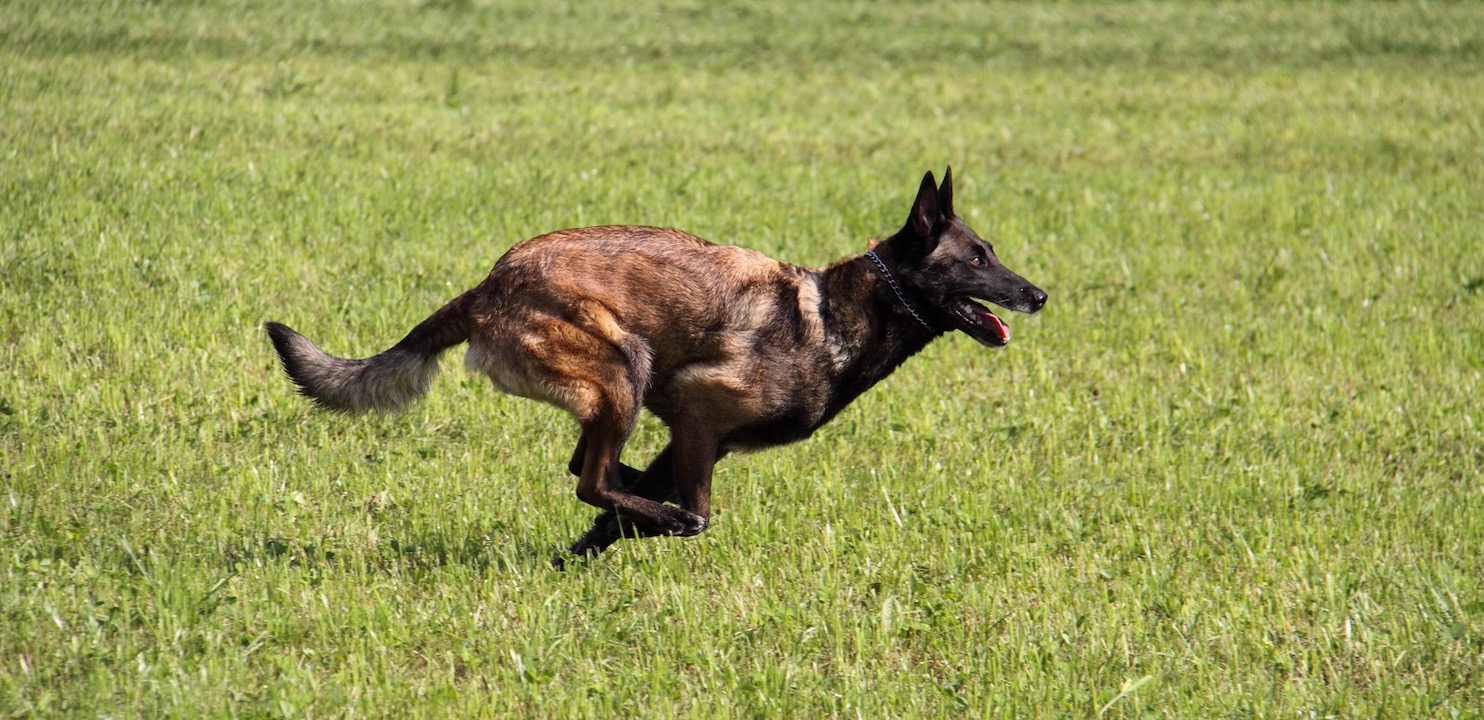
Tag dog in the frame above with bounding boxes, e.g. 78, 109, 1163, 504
265, 167, 1046, 565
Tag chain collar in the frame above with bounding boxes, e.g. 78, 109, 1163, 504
864, 250, 934, 332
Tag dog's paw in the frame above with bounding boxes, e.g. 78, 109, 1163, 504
617, 507, 709, 538
665, 508, 708, 537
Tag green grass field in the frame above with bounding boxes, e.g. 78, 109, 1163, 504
3, 1, 1482, 716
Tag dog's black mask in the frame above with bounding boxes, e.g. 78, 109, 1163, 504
889, 167, 1046, 347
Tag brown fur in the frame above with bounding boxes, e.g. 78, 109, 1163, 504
265, 168, 1046, 564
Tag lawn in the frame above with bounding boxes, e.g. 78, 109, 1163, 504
2, 1, 1482, 717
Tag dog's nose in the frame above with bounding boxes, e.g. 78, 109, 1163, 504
1024, 285, 1047, 312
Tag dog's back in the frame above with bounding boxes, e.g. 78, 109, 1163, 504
477, 226, 800, 338
463, 226, 834, 431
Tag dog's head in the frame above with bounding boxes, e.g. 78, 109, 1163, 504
886, 167, 1047, 347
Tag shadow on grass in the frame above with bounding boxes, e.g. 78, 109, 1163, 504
221, 525, 565, 577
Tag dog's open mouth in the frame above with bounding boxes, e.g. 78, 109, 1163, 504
951, 297, 1010, 347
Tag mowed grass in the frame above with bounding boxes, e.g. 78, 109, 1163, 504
3, 0, 1482, 716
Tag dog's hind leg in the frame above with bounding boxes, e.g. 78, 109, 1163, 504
567, 435, 645, 485
567, 342, 702, 538
563, 445, 677, 562
572, 421, 705, 538
557, 434, 731, 567
557, 437, 665, 565
494, 306, 699, 562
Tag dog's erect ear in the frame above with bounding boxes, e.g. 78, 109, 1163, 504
938, 166, 954, 218
907, 170, 942, 252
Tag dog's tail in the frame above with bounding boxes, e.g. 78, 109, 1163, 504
264, 292, 474, 414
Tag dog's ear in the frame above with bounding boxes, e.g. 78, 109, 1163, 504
938, 166, 954, 218
907, 170, 942, 253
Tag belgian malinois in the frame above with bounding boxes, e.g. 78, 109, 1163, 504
266, 168, 1046, 564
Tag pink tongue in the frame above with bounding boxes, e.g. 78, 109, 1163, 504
980, 308, 1010, 342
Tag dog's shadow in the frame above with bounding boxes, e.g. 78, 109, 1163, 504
221, 525, 576, 578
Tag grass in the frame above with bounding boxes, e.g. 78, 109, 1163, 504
3, 0, 1482, 716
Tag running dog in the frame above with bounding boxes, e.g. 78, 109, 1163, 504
265, 168, 1047, 564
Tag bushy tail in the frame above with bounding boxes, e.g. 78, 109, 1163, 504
265, 292, 473, 414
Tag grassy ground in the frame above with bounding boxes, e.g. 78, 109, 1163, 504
3, 1, 1482, 717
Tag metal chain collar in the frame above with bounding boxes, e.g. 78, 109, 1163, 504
864, 250, 934, 332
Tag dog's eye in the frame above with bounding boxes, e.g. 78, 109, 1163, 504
969, 255, 984, 267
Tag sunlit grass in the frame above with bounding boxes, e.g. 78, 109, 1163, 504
2, 1, 1481, 717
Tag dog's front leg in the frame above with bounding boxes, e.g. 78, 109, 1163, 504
671, 427, 720, 525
